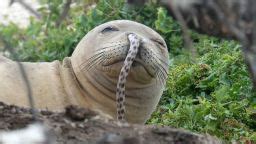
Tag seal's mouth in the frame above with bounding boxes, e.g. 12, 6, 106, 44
102, 58, 155, 78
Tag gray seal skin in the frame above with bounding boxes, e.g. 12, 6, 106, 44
0, 20, 169, 124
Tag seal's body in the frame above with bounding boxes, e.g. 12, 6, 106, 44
0, 20, 169, 124
0, 56, 86, 110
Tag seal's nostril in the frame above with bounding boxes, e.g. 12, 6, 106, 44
137, 46, 143, 59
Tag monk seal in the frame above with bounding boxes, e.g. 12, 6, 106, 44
0, 20, 169, 124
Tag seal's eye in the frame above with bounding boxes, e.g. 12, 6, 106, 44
101, 26, 119, 34
152, 39, 166, 47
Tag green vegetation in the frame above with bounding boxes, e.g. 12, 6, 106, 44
0, 0, 255, 142
148, 38, 256, 141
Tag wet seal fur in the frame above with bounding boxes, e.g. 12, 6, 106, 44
0, 20, 169, 124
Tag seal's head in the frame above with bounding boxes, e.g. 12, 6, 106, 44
71, 20, 169, 123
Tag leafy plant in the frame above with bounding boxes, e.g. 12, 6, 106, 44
148, 38, 256, 142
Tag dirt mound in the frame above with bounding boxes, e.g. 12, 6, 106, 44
0, 102, 221, 144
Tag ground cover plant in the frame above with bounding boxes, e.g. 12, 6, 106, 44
0, 0, 255, 142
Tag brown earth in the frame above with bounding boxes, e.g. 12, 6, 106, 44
0, 102, 221, 144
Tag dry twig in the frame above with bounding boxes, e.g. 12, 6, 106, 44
56, 0, 72, 27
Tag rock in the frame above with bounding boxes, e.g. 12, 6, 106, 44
0, 102, 221, 144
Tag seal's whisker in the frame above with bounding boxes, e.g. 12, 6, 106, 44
87, 51, 104, 61
155, 72, 161, 86
153, 60, 168, 87
159, 68, 168, 84
158, 64, 168, 78
86, 56, 104, 70
144, 48, 169, 67
148, 50, 169, 67
82, 52, 105, 70
156, 66, 165, 84
85, 54, 103, 67
157, 57, 169, 67
156, 71, 164, 86
155, 61, 168, 76
95, 43, 129, 53
149, 58, 168, 80
157, 69, 166, 86
159, 72, 165, 86
151, 55, 168, 79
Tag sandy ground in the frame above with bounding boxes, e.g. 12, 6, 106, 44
0, 0, 39, 27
